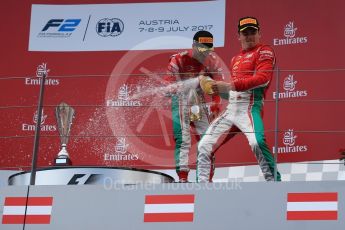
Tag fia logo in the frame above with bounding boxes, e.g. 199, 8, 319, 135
115, 137, 128, 154
284, 22, 297, 38
36, 63, 50, 78
283, 129, 297, 146
96, 18, 124, 37
33, 109, 47, 125
283, 75, 297, 91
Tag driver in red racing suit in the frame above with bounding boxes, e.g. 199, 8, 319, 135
197, 17, 282, 182
165, 30, 225, 182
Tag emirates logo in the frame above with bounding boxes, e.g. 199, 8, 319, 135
36, 62, 50, 78
25, 62, 59, 86
284, 22, 297, 38
283, 129, 297, 146
273, 128, 308, 154
273, 21, 307, 46
104, 137, 139, 161
283, 75, 297, 91
273, 74, 307, 99
106, 84, 141, 107
22, 110, 57, 132
115, 137, 128, 154
33, 109, 47, 125
118, 84, 130, 101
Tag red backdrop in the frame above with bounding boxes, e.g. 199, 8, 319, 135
0, 0, 344, 170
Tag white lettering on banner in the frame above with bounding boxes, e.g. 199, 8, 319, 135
106, 100, 141, 107
104, 153, 139, 161
139, 20, 180, 26
25, 78, 60, 86
273, 22, 308, 46
22, 124, 57, 132
272, 74, 308, 99
273, 129, 308, 154
22, 109, 57, 132
29, 1, 225, 51
104, 137, 140, 161
25, 63, 60, 86
106, 84, 142, 107
138, 24, 214, 33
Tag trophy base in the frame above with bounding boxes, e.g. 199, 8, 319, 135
54, 156, 72, 166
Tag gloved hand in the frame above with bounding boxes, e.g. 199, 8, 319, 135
209, 80, 233, 94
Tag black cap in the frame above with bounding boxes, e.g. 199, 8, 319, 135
238, 16, 260, 32
193, 30, 213, 48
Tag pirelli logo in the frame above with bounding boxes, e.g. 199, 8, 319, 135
198, 37, 213, 43
239, 18, 257, 26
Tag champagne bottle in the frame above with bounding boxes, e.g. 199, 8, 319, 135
200, 75, 215, 95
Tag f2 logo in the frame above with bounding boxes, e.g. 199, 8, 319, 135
42, 19, 81, 32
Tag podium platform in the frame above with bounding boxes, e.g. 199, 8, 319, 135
1, 181, 344, 230
8, 166, 175, 185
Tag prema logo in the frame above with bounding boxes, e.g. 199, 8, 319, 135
96, 18, 124, 37
22, 109, 57, 132
272, 74, 308, 99
104, 137, 139, 161
25, 63, 60, 86
273, 129, 308, 153
106, 84, 141, 107
38, 19, 81, 38
273, 21, 308, 46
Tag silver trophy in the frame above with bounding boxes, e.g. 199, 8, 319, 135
55, 102, 75, 166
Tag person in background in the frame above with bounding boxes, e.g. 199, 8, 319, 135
165, 30, 225, 182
